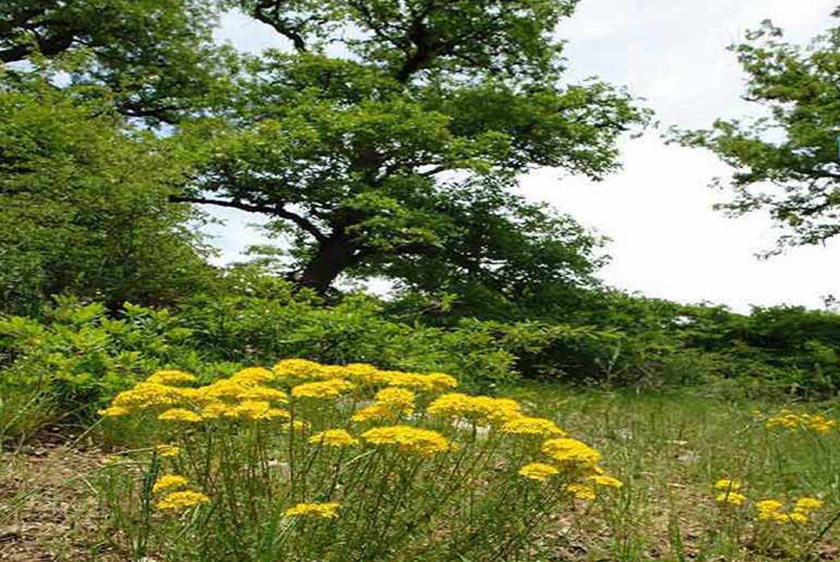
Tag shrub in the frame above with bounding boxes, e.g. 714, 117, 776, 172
98, 360, 624, 562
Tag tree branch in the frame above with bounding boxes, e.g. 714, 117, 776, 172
169, 194, 327, 242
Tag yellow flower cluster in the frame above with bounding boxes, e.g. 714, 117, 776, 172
352, 388, 416, 422
156, 490, 211, 511
152, 474, 210, 512
427, 393, 521, 425
283, 502, 341, 519
765, 410, 837, 434
711, 479, 823, 524
518, 462, 559, 481
714, 479, 746, 506
757, 497, 822, 524
291, 379, 355, 399
361, 425, 452, 456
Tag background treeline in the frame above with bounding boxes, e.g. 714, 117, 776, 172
2, 0, 840, 442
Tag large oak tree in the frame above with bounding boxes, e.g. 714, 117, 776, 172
174, 0, 646, 296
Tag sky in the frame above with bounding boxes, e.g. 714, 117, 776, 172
212, 1, 840, 312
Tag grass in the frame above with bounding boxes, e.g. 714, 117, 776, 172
2, 382, 840, 561
508, 383, 840, 561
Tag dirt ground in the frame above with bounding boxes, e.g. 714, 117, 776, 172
0, 433, 118, 562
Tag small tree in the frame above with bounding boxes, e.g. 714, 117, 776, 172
680, 8, 840, 250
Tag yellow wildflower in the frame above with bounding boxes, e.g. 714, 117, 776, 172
714, 479, 741, 491
152, 474, 189, 494
111, 382, 181, 410
309, 429, 358, 448
565, 483, 596, 501
200, 401, 231, 419
384, 372, 458, 392
158, 408, 202, 423
795, 497, 823, 512
341, 363, 388, 385
156, 490, 210, 511
352, 402, 396, 423
427, 393, 521, 424
362, 425, 451, 455
230, 367, 275, 385
146, 370, 197, 386
236, 386, 288, 403
518, 462, 559, 481
283, 502, 341, 519
291, 379, 355, 399
98, 406, 130, 417
589, 475, 624, 488
716, 492, 747, 506
155, 444, 181, 458
500, 416, 566, 437
273, 359, 324, 380
756, 499, 785, 521
374, 387, 416, 411
542, 438, 602, 466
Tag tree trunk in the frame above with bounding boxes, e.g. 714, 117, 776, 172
298, 231, 362, 294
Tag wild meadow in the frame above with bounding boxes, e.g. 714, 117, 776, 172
4, 0, 840, 560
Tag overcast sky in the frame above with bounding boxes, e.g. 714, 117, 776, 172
212, 1, 840, 312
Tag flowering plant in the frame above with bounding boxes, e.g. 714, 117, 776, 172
100, 360, 622, 562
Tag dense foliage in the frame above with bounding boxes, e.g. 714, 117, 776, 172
680, 9, 840, 249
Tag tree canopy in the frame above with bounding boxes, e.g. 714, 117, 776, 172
680, 8, 840, 250
173, 0, 646, 295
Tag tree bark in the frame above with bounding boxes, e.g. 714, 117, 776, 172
298, 230, 363, 293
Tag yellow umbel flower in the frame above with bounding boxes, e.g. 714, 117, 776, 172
518, 462, 559, 481
500, 416, 566, 437
111, 382, 181, 410
383, 372, 458, 392
542, 438, 602, 466
309, 429, 359, 448
374, 387, 416, 411
273, 359, 324, 380
795, 497, 823, 512
158, 408, 202, 423
352, 402, 395, 422
427, 393, 521, 424
98, 406, 130, 417
223, 400, 291, 421
155, 444, 181, 458
156, 490, 210, 511
362, 425, 451, 455
589, 475, 624, 488
565, 483, 596, 501
230, 367, 275, 385
283, 502, 341, 519
146, 370, 197, 386
292, 379, 355, 399
152, 474, 189, 494
756, 499, 785, 521
200, 401, 231, 419
714, 479, 741, 491
341, 363, 389, 385
716, 492, 747, 506
236, 386, 288, 403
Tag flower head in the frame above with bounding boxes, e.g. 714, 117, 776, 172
158, 408, 202, 423
155, 444, 182, 458
283, 502, 341, 519
542, 438, 602, 467
153, 474, 189, 494
518, 462, 559, 481
291, 379, 355, 399
156, 490, 210, 511
146, 370, 197, 386
362, 425, 451, 456
500, 416, 566, 437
